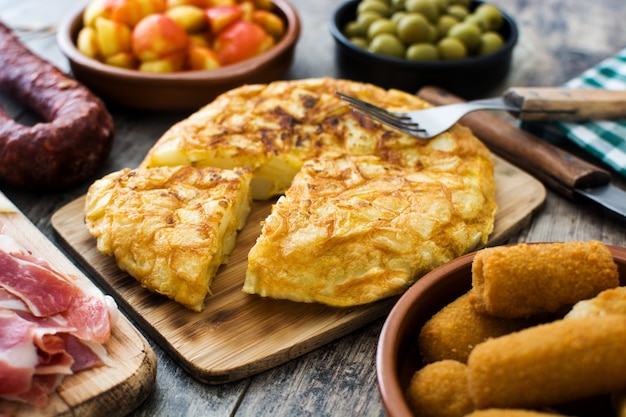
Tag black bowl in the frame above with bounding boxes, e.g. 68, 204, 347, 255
330, 0, 519, 99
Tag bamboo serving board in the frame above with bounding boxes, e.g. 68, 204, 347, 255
0, 192, 157, 417
50, 155, 545, 384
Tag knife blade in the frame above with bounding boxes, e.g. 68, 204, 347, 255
417, 86, 626, 220
577, 184, 626, 218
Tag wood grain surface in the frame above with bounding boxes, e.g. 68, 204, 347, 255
503, 87, 626, 121
3, 0, 626, 415
49, 155, 545, 384
0, 192, 157, 417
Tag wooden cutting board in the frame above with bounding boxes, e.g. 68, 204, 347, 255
0, 192, 157, 417
50, 154, 545, 384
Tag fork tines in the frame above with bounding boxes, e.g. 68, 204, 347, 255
335, 91, 425, 135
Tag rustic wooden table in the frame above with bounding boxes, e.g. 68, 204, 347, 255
1, 0, 626, 416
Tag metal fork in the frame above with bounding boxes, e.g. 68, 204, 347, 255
336, 91, 518, 139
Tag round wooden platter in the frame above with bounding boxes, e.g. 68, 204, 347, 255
49, 155, 545, 385
0, 193, 157, 417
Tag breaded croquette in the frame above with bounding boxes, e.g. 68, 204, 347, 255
419, 292, 538, 364
470, 241, 619, 318
614, 390, 626, 417
467, 315, 626, 409
406, 360, 474, 417
565, 286, 626, 319
464, 410, 568, 417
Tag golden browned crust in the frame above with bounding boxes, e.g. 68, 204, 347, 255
85, 165, 252, 311
465, 410, 567, 417
140, 78, 495, 200
566, 285, 626, 319
406, 360, 474, 417
418, 292, 539, 364
127, 78, 497, 307
470, 241, 620, 318
244, 152, 495, 306
467, 315, 626, 409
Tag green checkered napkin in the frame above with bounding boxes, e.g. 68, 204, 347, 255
522, 48, 626, 178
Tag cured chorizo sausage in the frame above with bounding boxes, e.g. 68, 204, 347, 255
0, 21, 114, 190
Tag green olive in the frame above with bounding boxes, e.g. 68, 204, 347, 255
428, 0, 448, 14
390, 11, 408, 25
368, 33, 406, 57
355, 11, 384, 35
347, 0, 507, 62
406, 42, 439, 60
448, 21, 481, 50
437, 36, 467, 59
404, 0, 439, 22
395, 13, 431, 44
446, 4, 469, 20
343, 21, 362, 38
436, 14, 459, 38
358, 0, 392, 17
358, 10, 385, 24
367, 18, 397, 40
391, 0, 406, 12
426, 22, 438, 42
478, 31, 504, 55
475, 3, 503, 30
464, 13, 489, 31
350, 36, 370, 49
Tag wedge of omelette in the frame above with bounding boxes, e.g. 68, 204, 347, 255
244, 153, 496, 307
85, 165, 252, 311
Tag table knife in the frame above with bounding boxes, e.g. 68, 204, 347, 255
501, 86, 626, 121
417, 86, 626, 221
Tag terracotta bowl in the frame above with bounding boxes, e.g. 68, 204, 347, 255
330, 0, 518, 99
376, 244, 626, 417
57, 0, 301, 111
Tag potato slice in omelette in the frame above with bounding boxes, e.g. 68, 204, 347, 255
244, 154, 496, 307
139, 78, 441, 200
85, 165, 252, 312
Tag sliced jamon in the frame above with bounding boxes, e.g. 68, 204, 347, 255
0, 234, 117, 409
63, 334, 110, 372
2, 374, 64, 409
0, 309, 38, 395
0, 250, 76, 317
33, 333, 74, 376
0, 287, 28, 312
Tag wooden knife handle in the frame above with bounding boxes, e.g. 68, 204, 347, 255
417, 86, 611, 199
503, 87, 626, 121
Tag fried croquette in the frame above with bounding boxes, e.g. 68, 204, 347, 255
470, 241, 619, 318
565, 286, 626, 319
464, 410, 568, 417
467, 315, 626, 409
418, 292, 538, 364
406, 360, 474, 417
614, 390, 626, 417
